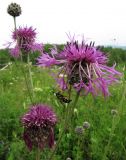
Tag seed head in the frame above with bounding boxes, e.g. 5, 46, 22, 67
83, 121, 90, 129
7, 3, 21, 17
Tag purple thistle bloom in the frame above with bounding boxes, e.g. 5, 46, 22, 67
37, 36, 122, 97
9, 26, 43, 57
21, 104, 57, 151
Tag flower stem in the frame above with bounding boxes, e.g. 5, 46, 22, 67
49, 89, 80, 160
27, 54, 34, 98
13, 17, 16, 31
102, 116, 116, 160
12, 17, 33, 104
70, 90, 80, 126
36, 148, 40, 160
14, 60, 33, 104
102, 82, 126, 160
13, 17, 22, 61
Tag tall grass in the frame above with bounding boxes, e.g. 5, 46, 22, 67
0, 47, 126, 160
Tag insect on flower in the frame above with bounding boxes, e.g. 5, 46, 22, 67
37, 35, 122, 97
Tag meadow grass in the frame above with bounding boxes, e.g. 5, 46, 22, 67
0, 52, 126, 160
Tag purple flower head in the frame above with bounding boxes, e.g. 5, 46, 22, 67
37, 36, 122, 97
9, 26, 43, 57
21, 104, 57, 151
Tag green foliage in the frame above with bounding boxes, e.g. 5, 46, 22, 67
101, 46, 126, 65
1, 45, 126, 66
0, 47, 126, 159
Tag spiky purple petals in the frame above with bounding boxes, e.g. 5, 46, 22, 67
37, 37, 122, 97
37, 53, 59, 67
21, 104, 57, 151
9, 26, 43, 57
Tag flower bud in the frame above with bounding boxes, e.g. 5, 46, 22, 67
83, 121, 90, 129
111, 109, 118, 116
7, 3, 21, 17
75, 126, 84, 135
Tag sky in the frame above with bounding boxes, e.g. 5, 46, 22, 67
1, 0, 126, 48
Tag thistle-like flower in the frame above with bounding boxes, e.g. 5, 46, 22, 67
37, 36, 122, 97
7, 3, 21, 17
21, 104, 57, 151
9, 26, 43, 57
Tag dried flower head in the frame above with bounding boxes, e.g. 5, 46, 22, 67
37, 36, 122, 97
7, 3, 21, 17
75, 126, 84, 135
83, 121, 90, 129
9, 26, 43, 57
21, 104, 57, 151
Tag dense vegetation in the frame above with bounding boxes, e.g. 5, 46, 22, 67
0, 46, 126, 160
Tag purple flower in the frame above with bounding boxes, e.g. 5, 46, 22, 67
37, 36, 122, 97
21, 104, 57, 151
9, 26, 43, 57
37, 53, 59, 67
56, 77, 67, 90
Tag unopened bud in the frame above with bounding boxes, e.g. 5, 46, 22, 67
111, 109, 118, 116
83, 121, 90, 129
7, 3, 21, 17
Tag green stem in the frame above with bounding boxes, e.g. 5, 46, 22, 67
102, 117, 116, 160
27, 54, 34, 98
49, 89, 81, 160
13, 17, 16, 31
13, 17, 33, 103
102, 82, 126, 160
13, 17, 22, 61
36, 148, 40, 160
70, 90, 80, 126
14, 61, 33, 104
76, 138, 81, 160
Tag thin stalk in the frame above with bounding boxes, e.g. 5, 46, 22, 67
36, 148, 40, 160
70, 90, 80, 125
14, 60, 33, 103
102, 117, 116, 160
13, 17, 22, 61
76, 138, 81, 160
27, 54, 35, 98
48, 127, 65, 160
49, 89, 80, 160
102, 82, 126, 160
13, 17, 16, 31
12, 17, 33, 103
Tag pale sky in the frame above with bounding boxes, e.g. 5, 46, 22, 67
1, 0, 126, 48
